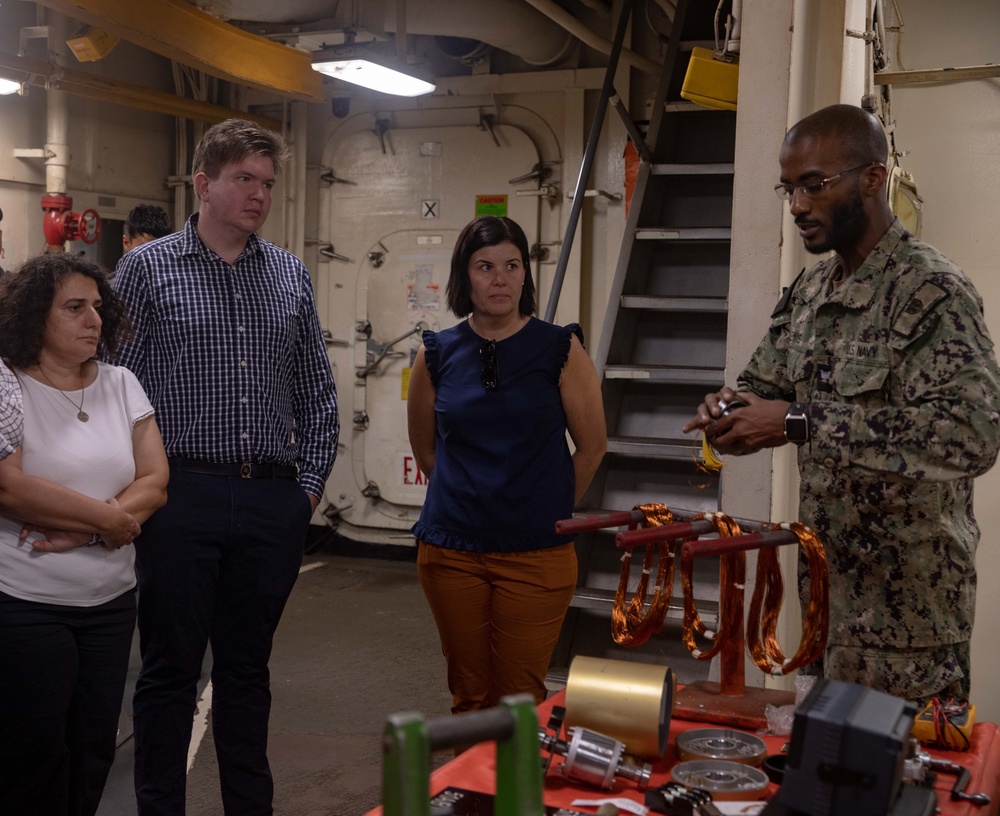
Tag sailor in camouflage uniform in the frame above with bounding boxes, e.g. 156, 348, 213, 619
685, 104, 1000, 702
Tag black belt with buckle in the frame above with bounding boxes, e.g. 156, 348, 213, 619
170, 458, 298, 479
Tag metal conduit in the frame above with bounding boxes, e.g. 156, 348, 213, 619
521, 0, 662, 75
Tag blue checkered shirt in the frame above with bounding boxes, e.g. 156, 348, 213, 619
111, 215, 339, 497
0, 362, 23, 459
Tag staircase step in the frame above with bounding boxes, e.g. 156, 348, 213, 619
603, 365, 724, 385
651, 162, 735, 175
568, 587, 718, 621
620, 295, 727, 312
607, 435, 700, 460
634, 227, 732, 241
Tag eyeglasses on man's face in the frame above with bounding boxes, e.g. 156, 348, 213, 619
480, 339, 499, 390
774, 162, 876, 202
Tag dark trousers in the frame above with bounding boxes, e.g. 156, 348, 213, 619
0, 588, 137, 816
132, 467, 312, 816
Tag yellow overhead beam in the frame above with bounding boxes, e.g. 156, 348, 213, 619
32, 0, 324, 102
0, 50, 282, 130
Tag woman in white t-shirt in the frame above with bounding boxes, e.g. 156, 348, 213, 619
0, 254, 169, 816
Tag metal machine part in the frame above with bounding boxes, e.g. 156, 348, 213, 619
670, 760, 770, 801
925, 757, 991, 807
716, 397, 747, 417
903, 744, 991, 807
676, 729, 767, 766
564, 656, 676, 758
538, 707, 652, 791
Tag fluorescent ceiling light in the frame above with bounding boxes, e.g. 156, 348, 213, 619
0, 77, 21, 95
311, 54, 435, 97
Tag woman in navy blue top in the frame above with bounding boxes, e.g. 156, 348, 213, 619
408, 216, 606, 717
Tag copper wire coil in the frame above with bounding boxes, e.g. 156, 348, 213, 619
611, 503, 676, 648
745, 521, 829, 676
681, 512, 745, 662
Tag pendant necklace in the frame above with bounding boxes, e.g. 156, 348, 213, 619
37, 366, 89, 422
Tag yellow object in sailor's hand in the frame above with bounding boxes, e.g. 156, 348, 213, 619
694, 397, 746, 473
697, 433, 724, 473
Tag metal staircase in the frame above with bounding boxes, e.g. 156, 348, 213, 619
551, 0, 738, 684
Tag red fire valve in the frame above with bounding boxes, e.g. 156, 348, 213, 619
41, 193, 102, 247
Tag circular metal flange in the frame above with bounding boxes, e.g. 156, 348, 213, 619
676, 728, 768, 766
671, 759, 771, 801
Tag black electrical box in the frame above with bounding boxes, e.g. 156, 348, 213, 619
780, 679, 916, 816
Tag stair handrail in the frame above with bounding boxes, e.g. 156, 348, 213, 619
542, 0, 635, 323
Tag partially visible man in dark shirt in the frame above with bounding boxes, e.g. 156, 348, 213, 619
113, 118, 339, 815
122, 203, 172, 252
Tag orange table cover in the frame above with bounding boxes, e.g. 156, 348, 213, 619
365, 690, 1000, 816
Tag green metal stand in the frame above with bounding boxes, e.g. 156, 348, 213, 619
382, 693, 545, 816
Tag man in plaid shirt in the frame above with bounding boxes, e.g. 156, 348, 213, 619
113, 119, 339, 816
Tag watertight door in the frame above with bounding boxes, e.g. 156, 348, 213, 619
320, 122, 542, 538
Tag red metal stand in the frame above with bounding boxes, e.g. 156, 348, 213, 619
559, 508, 807, 729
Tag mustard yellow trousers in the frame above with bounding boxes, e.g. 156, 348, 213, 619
417, 541, 577, 714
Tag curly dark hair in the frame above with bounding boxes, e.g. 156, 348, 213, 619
0, 253, 131, 368
446, 216, 536, 318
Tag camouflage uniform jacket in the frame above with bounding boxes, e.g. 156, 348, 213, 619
738, 218, 1000, 650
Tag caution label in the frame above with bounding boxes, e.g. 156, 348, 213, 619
475, 194, 508, 218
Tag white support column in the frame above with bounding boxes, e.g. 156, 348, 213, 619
722, 0, 797, 689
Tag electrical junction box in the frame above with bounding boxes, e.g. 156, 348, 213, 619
66, 27, 120, 62
680, 47, 739, 111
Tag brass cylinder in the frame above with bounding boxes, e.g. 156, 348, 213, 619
564, 656, 676, 758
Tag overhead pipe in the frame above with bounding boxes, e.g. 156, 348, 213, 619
520, 0, 662, 74
394, 0, 407, 63
218, 0, 576, 67
651, 0, 678, 17
576, 0, 612, 12
371, 0, 576, 67
39, 12, 101, 252
45, 12, 69, 197
289, 100, 308, 260
725, 0, 743, 53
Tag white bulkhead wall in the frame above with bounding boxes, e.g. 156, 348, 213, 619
888, 0, 1000, 728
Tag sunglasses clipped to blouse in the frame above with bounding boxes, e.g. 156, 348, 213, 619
480, 339, 499, 390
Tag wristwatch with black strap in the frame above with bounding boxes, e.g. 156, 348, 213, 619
784, 402, 809, 445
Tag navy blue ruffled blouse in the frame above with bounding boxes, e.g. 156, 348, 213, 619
411, 317, 581, 553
